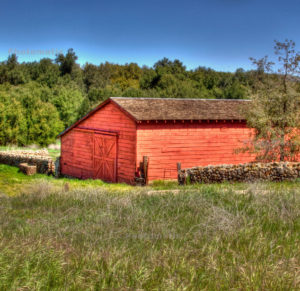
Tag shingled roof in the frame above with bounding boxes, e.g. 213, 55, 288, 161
59, 97, 250, 137
111, 97, 249, 121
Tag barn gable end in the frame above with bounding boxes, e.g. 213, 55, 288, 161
60, 101, 137, 184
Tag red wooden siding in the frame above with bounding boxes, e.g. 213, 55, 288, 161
61, 129, 94, 179
136, 121, 255, 181
61, 102, 136, 184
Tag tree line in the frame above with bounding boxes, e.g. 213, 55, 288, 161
0, 50, 258, 146
1, 42, 300, 159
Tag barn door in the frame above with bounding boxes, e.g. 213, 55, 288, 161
93, 133, 117, 182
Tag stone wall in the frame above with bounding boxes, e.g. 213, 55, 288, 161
0, 150, 55, 175
178, 162, 300, 184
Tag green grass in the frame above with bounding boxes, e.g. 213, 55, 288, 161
0, 164, 134, 196
0, 164, 299, 290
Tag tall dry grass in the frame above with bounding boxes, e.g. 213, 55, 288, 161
0, 180, 299, 290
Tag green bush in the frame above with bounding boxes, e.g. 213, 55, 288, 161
0, 83, 63, 146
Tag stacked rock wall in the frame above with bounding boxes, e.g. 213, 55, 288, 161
0, 150, 55, 175
178, 162, 300, 184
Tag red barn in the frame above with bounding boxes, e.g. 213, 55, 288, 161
59, 97, 253, 184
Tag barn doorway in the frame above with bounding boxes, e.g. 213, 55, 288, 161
61, 128, 118, 182
93, 133, 117, 182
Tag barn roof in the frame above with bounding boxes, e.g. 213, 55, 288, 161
111, 97, 249, 121
59, 97, 250, 137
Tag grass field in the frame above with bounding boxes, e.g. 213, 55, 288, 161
0, 164, 299, 290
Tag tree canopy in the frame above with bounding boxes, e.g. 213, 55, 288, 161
0, 44, 298, 147
242, 40, 300, 161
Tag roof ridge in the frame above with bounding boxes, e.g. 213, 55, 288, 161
110, 97, 251, 102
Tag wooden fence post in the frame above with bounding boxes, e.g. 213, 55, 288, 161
177, 162, 182, 184
143, 156, 149, 185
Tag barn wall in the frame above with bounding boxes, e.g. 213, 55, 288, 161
136, 121, 254, 181
61, 102, 137, 184
61, 130, 94, 179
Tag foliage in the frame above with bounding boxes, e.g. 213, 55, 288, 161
0, 42, 298, 146
0, 89, 27, 145
55, 48, 78, 76
0, 83, 64, 146
50, 83, 85, 127
0, 54, 27, 85
243, 40, 300, 161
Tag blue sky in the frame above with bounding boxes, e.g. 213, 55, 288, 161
1, 0, 299, 71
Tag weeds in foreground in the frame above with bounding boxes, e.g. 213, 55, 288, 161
0, 180, 299, 290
